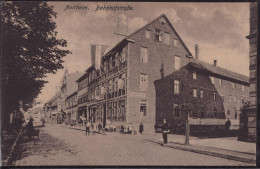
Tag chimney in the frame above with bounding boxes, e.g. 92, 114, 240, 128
195, 44, 199, 59
160, 63, 164, 79
213, 60, 217, 67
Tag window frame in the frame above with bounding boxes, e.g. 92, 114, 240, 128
140, 47, 148, 63
174, 55, 181, 70
193, 71, 197, 80
140, 73, 148, 91
193, 88, 197, 98
174, 80, 180, 95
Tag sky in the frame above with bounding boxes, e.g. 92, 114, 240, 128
36, 2, 250, 105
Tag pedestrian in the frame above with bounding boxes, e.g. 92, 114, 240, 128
139, 123, 144, 134
225, 118, 231, 136
98, 123, 102, 133
85, 120, 91, 136
162, 118, 170, 145
27, 118, 34, 140
128, 123, 133, 134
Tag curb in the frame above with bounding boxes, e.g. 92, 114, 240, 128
2, 129, 23, 166
163, 143, 256, 164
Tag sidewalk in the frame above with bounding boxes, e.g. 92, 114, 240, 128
106, 132, 256, 165
58, 124, 256, 165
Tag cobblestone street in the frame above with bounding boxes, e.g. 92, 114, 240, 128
14, 125, 253, 166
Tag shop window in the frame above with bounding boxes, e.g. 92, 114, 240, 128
140, 101, 147, 116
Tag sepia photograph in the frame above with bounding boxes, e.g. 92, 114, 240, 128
1, 1, 258, 167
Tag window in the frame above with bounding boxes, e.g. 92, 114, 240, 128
173, 38, 178, 46
232, 82, 235, 89
219, 79, 222, 85
145, 30, 151, 39
174, 80, 180, 95
164, 33, 170, 44
242, 85, 245, 91
210, 76, 215, 84
200, 90, 204, 98
221, 93, 225, 101
241, 98, 244, 104
175, 55, 181, 70
140, 73, 148, 91
193, 71, 197, 80
140, 101, 147, 116
213, 92, 217, 100
227, 110, 230, 115
112, 55, 116, 67
229, 95, 232, 102
140, 47, 148, 63
234, 96, 237, 103
193, 89, 197, 98
155, 29, 163, 41
235, 111, 237, 119
173, 104, 180, 117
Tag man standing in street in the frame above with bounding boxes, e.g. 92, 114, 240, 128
162, 118, 170, 145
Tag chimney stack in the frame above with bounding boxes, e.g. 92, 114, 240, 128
195, 44, 199, 59
214, 60, 217, 67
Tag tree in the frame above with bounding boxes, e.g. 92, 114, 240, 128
2, 2, 71, 129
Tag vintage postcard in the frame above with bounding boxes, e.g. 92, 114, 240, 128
1, 1, 257, 167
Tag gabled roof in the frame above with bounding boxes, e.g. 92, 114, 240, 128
190, 58, 249, 84
128, 14, 193, 56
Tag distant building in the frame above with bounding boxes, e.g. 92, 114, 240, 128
154, 59, 249, 131
65, 91, 78, 124
244, 2, 257, 142
44, 69, 83, 124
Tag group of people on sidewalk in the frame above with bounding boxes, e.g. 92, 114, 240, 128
84, 121, 145, 136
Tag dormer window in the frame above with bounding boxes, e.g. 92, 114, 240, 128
193, 71, 197, 80
145, 29, 151, 39
173, 38, 178, 46
164, 33, 170, 44
155, 29, 163, 42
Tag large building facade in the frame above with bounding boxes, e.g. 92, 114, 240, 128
154, 59, 249, 131
75, 14, 193, 132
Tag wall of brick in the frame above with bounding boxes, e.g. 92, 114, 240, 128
154, 65, 225, 126
126, 16, 192, 132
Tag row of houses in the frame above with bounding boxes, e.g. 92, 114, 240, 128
44, 14, 250, 133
